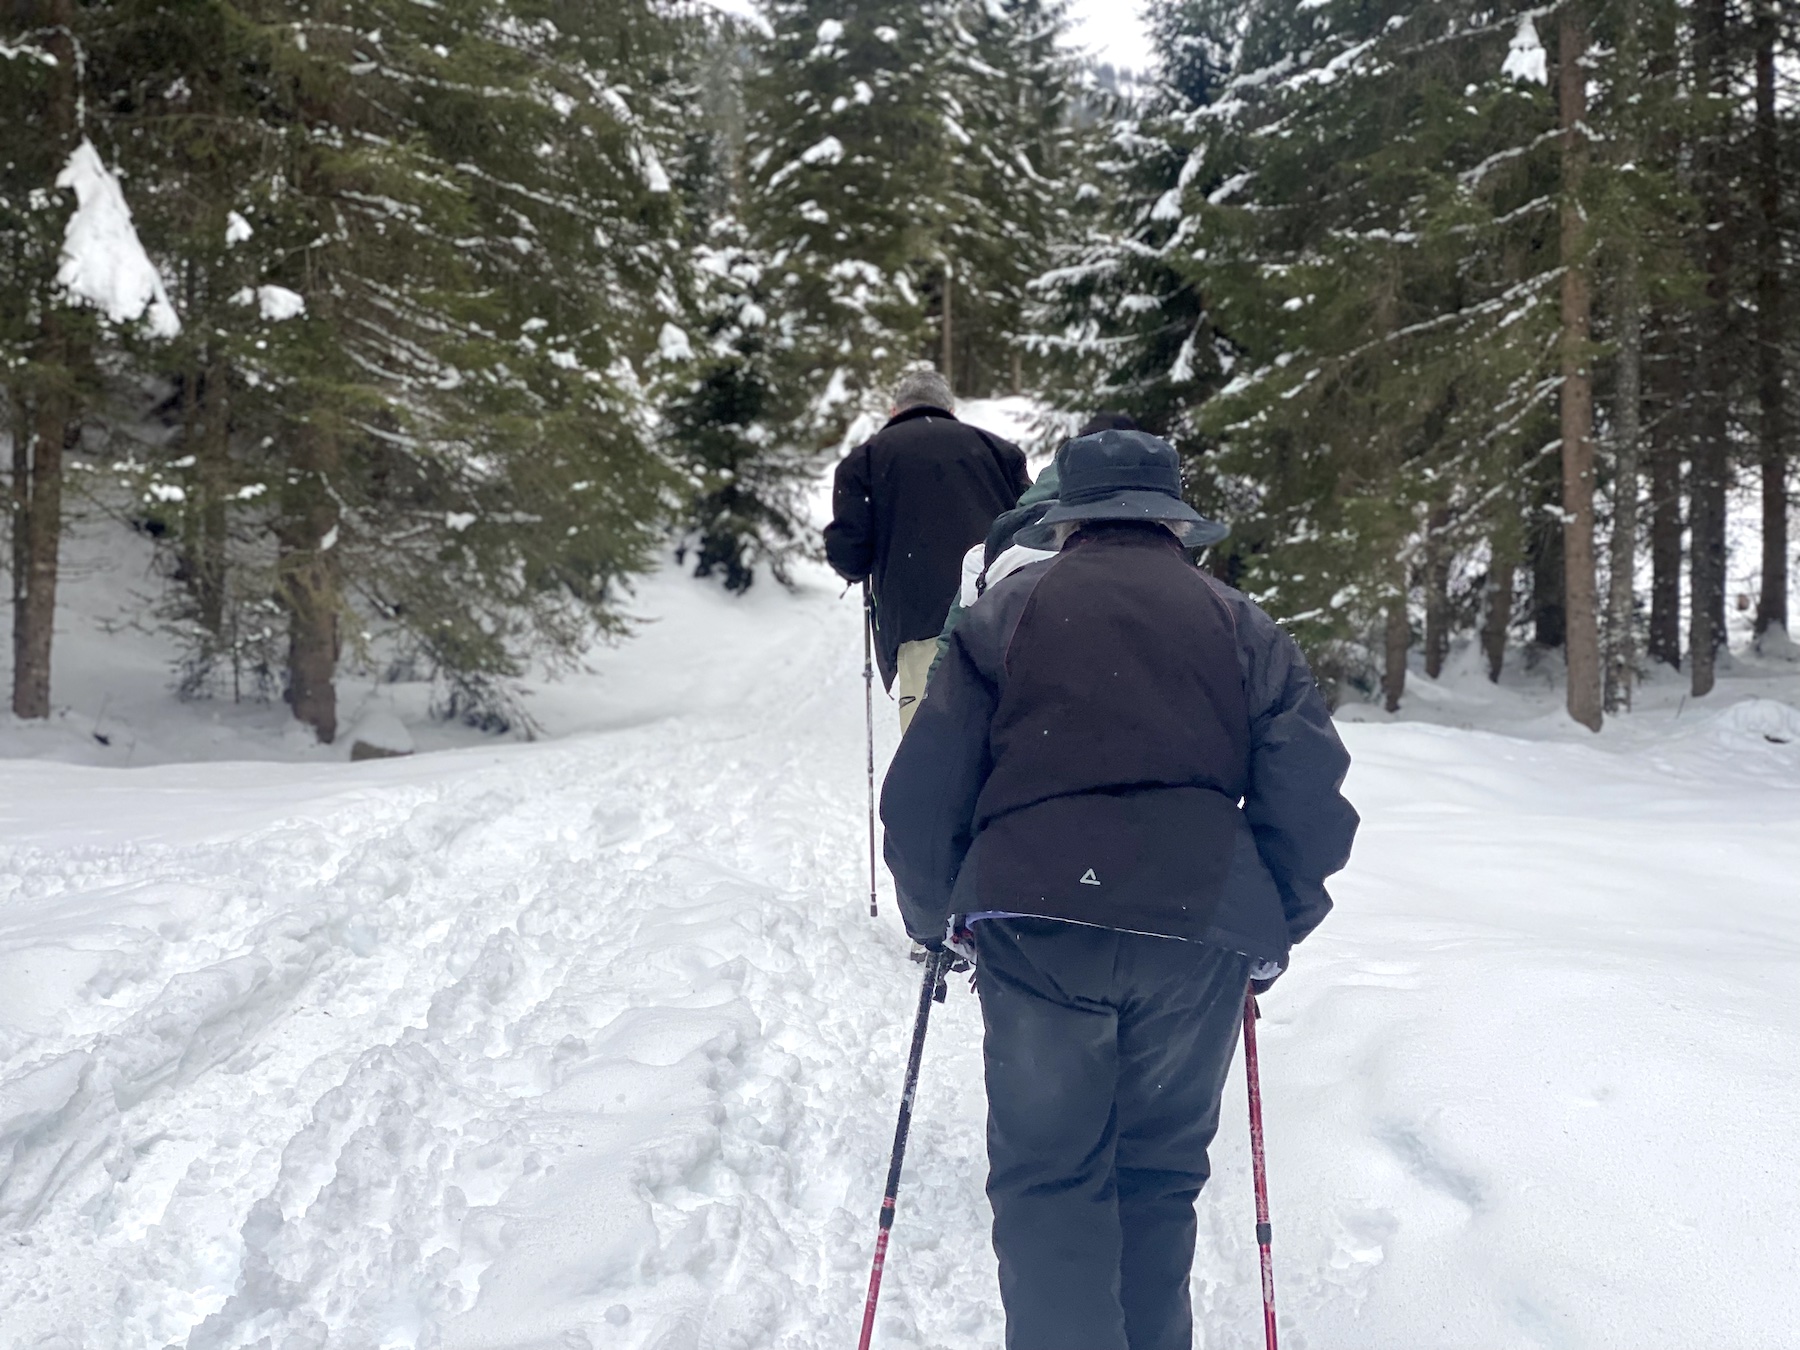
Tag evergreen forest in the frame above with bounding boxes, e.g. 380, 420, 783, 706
3, 0, 1797, 740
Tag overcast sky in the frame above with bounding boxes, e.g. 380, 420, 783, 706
1067, 0, 1154, 72
696, 1, 1155, 75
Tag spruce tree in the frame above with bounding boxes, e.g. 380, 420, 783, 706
1025, 0, 1233, 452
745, 0, 957, 442
84, 0, 692, 740
937, 0, 1082, 396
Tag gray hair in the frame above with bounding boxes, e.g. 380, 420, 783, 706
891, 366, 954, 413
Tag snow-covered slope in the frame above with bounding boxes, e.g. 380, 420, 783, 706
2, 556, 1798, 1350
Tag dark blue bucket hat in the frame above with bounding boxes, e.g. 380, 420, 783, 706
1014, 429, 1228, 549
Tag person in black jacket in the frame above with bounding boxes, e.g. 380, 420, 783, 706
881, 429, 1358, 1350
824, 367, 1030, 730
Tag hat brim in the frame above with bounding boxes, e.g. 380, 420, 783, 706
1014, 490, 1230, 550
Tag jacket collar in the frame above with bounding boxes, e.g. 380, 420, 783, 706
885, 404, 957, 428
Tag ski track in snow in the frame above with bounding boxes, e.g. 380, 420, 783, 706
2, 565, 1799, 1350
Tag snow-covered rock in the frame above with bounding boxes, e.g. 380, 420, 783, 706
344, 706, 415, 761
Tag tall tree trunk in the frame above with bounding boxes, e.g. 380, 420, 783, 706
1647, 318, 1685, 666
1689, 0, 1732, 696
941, 263, 955, 395
1559, 4, 1602, 730
1382, 565, 1408, 713
1752, 0, 1788, 641
279, 429, 340, 743
1530, 488, 1566, 649
1482, 533, 1517, 683
1605, 253, 1645, 712
1423, 502, 1451, 679
1647, 442, 1684, 667
11, 0, 80, 720
196, 356, 230, 638
12, 363, 74, 720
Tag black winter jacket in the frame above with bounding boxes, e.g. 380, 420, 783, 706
881, 523, 1358, 964
824, 405, 1030, 688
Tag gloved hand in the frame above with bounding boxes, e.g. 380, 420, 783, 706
912, 924, 975, 974
1248, 958, 1283, 996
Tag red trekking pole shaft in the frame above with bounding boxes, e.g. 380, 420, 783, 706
856, 948, 949, 1350
1243, 989, 1278, 1350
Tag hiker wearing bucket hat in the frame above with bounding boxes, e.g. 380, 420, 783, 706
880, 428, 1359, 1350
927, 413, 1146, 686
1010, 427, 1230, 550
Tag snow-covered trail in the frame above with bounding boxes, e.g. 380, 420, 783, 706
2, 565, 1798, 1350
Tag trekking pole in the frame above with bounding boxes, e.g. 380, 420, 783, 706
856, 947, 950, 1350
1243, 989, 1278, 1350
862, 581, 878, 918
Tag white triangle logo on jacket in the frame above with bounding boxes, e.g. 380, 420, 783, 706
1079, 868, 1100, 886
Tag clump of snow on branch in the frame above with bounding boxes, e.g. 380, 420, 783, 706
55, 139, 181, 338
231, 284, 306, 321
657, 324, 693, 362
1502, 16, 1548, 86
225, 211, 253, 246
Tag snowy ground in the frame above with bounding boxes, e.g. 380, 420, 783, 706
3, 418, 1800, 1347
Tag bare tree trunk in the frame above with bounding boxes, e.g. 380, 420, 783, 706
1011, 349, 1023, 397
1482, 536, 1516, 683
941, 263, 955, 396
1423, 502, 1451, 679
12, 367, 74, 720
1605, 253, 1645, 712
279, 429, 340, 743
1752, 0, 1788, 641
1382, 567, 1409, 713
9, 392, 36, 709
1689, 0, 1732, 697
1531, 491, 1566, 649
11, 0, 80, 720
1559, 5, 1603, 731
1647, 332, 1684, 668
196, 356, 229, 637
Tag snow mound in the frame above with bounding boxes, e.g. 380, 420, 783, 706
1700, 697, 1800, 748
1755, 624, 1799, 661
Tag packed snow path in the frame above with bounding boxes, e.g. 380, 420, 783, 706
2, 567, 1798, 1350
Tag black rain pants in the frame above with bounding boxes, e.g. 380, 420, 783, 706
974, 917, 1249, 1350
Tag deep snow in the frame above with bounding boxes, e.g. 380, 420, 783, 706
2, 415, 1799, 1347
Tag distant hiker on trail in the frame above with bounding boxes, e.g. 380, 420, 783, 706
824, 367, 1030, 731
881, 429, 1359, 1350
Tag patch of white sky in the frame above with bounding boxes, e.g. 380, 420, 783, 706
1067, 0, 1154, 73
692, 0, 1154, 76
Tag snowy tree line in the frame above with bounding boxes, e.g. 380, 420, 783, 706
3, 0, 1797, 741
1, 0, 1080, 741
1038, 0, 1799, 725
